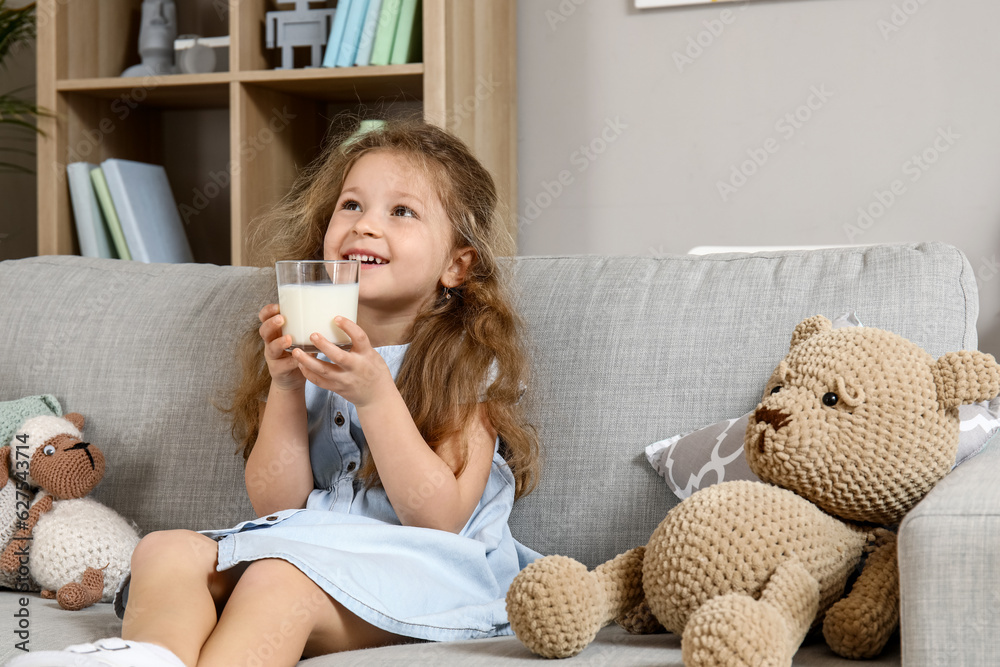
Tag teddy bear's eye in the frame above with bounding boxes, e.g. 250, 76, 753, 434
770, 386, 781, 394
42, 445, 55, 456
822, 392, 839, 407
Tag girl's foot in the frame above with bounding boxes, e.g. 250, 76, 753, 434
7, 637, 186, 667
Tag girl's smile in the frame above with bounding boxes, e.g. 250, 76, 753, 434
324, 150, 472, 321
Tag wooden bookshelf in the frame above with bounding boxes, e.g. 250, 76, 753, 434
36, 0, 517, 266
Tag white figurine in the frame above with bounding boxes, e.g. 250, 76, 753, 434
122, 0, 178, 77
266, 0, 337, 70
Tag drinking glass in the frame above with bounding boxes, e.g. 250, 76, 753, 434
276, 259, 360, 353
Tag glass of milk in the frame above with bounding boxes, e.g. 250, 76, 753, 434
276, 259, 360, 353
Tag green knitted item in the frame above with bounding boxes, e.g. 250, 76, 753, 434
0, 395, 62, 448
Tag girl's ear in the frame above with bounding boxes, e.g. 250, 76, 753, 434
441, 246, 477, 288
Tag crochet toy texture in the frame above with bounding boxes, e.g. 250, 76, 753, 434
506, 315, 1000, 666
0, 411, 140, 611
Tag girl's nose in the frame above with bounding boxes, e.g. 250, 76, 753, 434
352, 213, 383, 238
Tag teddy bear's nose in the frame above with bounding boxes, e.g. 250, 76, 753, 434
68, 441, 96, 469
755, 407, 791, 432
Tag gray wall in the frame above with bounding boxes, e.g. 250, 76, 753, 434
516, 0, 1000, 356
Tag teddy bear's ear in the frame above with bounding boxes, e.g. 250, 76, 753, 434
789, 315, 833, 352
64, 413, 85, 431
933, 351, 1000, 410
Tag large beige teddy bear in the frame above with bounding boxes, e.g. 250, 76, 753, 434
506, 315, 1000, 666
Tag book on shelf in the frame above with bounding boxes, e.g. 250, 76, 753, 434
389, 0, 421, 65
89, 167, 132, 261
335, 0, 371, 67
354, 0, 383, 66
322, 0, 352, 68
369, 0, 402, 67
100, 159, 194, 264
67, 162, 116, 259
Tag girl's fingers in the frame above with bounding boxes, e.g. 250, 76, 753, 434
259, 314, 286, 344
333, 317, 371, 352
309, 332, 350, 365
258, 303, 280, 324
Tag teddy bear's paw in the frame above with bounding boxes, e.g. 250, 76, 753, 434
822, 593, 896, 659
56, 567, 104, 611
506, 555, 604, 658
681, 594, 793, 667
616, 598, 665, 635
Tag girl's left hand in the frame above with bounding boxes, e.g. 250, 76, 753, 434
291, 317, 396, 408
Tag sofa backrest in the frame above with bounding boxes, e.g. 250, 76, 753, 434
0, 242, 979, 568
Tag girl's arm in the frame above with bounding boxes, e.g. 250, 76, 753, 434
358, 389, 497, 533
292, 320, 497, 533
244, 304, 316, 516
245, 384, 314, 516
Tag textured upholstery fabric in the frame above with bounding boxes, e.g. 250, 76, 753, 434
0, 242, 981, 665
899, 428, 1000, 666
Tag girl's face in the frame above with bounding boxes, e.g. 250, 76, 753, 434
324, 150, 472, 317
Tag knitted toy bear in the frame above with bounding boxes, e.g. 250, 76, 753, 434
0, 395, 63, 593
0, 412, 140, 611
506, 315, 1000, 666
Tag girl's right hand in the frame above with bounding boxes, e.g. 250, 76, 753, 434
258, 303, 305, 391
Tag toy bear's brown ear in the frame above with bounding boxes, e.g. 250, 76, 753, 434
64, 413, 85, 431
933, 351, 1000, 410
789, 315, 833, 352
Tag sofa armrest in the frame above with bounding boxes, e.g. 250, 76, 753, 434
899, 429, 1000, 666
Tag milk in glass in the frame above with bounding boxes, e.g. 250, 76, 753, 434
278, 282, 360, 351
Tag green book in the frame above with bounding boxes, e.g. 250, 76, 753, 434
89, 167, 132, 261
369, 0, 402, 66
389, 0, 421, 65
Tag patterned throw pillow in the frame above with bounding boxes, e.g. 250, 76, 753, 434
645, 399, 1000, 501
645, 312, 1000, 500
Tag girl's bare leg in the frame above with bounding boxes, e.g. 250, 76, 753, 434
198, 557, 412, 667
121, 530, 245, 667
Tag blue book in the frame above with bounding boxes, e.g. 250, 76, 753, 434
336, 0, 370, 67
323, 0, 352, 68
354, 0, 383, 66
67, 162, 116, 259
101, 159, 194, 264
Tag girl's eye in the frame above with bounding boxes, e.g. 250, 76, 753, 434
392, 205, 416, 218
341, 199, 361, 211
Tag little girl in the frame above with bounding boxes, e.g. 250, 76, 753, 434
14, 119, 541, 667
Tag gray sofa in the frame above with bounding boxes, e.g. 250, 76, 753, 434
0, 242, 995, 666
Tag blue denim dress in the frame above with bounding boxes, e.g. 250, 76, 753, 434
115, 344, 540, 642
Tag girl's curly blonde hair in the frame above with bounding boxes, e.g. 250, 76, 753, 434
225, 117, 539, 499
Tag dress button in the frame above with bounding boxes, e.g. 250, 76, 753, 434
334, 412, 345, 426
266, 515, 277, 521
346, 461, 356, 472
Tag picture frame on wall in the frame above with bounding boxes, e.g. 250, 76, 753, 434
635, 0, 748, 7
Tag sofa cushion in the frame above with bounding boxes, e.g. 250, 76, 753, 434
507, 243, 977, 566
